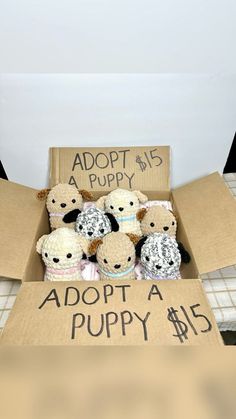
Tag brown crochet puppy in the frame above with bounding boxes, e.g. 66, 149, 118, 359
88, 232, 136, 280
137, 205, 177, 238
37, 183, 92, 230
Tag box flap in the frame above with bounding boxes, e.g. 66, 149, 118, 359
0, 179, 49, 282
172, 172, 236, 275
0, 279, 222, 345
50, 146, 170, 198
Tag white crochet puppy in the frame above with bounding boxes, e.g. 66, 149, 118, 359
36, 228, 88, 281
96, 188, 148, 236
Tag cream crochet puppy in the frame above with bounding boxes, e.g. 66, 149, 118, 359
96, 188, 148, 236
36, 228, 88, 281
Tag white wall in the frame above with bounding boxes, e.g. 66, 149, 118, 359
0, 74, 235, 189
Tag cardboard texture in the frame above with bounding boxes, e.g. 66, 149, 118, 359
50, 146, 170, 199
0, 279, 222, 346
172, 172, 236, 274
0, 179, 50, 282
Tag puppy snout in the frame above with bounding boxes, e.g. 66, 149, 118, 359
61, 203, 66, 208
53, 258, 59, 263
119, 207, 124, 212
114, 264, 121, 269
88, 231, 93, 236
163, 226, 169, 231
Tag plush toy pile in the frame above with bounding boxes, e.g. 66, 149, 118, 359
37, 185, 191, 281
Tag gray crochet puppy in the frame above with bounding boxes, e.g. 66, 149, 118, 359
75, 207, 119, 240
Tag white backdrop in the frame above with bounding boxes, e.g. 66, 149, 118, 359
0, 74, 235, 189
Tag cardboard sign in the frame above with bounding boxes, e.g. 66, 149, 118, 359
1, 279, 222, 345
50, 146, 170, 199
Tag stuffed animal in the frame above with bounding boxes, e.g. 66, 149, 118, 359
137, 205, 177, 238
136, 233, 190, 280
88, 232, 136, 280
37, 183, 92, 231
75, 207, 119, 240
36, 227, 88, 281
96, 188, 148, 236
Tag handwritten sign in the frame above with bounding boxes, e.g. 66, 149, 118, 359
0, 280, 222, 345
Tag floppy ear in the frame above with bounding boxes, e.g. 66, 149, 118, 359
88, 238, 103, 256
37, 189, 51, 201
79, 189, 93, 201
96, 195, 107, 210
135, 236, 148, 258
63, 209, 81, 223
136, 207, 147, 222
36, 235, 48, 254
126, 233, 140, 246
177, 242, 191, 264
105, 213, 119, 232
133, 190, 148, 204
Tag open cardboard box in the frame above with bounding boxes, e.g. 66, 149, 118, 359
1, 146, 236, 345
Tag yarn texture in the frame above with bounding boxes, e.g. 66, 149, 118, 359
75, 207, 112, 240
139, 206, 177, 238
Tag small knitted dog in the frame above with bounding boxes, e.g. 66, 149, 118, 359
136, 233, 181, 280
75, 207, 119, 240
88, 232, 136, 280
137, 206, 177, 238
36, 228, 88, 281
37, 183, 92, 231
96, 188, 148, 236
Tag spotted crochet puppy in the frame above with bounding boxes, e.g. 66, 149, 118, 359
36, 227, 88, 281
136, 233, 181, 280
37, 183, 92, 231
75, 207, 119, 240
88, 232, 136, 280
137, 205, 177, 238
96, 188, 148, 236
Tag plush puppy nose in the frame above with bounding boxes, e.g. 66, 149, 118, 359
163, 226, 169, 231
61, 203, 67, 208
119, 207, 124, 212
88, 231, 93, 236
114, 264, 121, 269
155, 264, 162, 269
53, 258, 59, 263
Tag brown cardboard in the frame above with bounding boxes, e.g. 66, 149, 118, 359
50, 146, 170, 199
0, 179, 50, 282
0, 279, 222, 345
172, 172, 236, 274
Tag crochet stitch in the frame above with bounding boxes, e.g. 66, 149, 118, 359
75, 207, 119, 240
96, 188, 148, 235
137, 205, 177, 238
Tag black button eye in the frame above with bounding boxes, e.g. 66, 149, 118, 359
45, 253, 48, 257
104, 258, 108, 264
110, 205, 114, 210
145, 256, 150, 261
169, 260, 174, 266
100, 229, 104, 234
128, 256, 131, 262
172, 221, 175, 226
150, 222, 155, 227
72, 199, 76, 203
79, 225, 83, 230
130, 201, 133, 206
67, 253, 72, 258
52, 199, 55, 203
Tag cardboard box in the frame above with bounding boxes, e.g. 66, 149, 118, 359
1, 145, 236, 345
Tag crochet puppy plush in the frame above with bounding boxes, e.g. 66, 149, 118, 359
75, 207, 119, 240
37, 183, 92, 231
96, 188, 148, 236
36, 227, 88, 281
88, 232, 136, 280
137, 205, 177, 238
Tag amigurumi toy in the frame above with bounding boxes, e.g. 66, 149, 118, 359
96, 188, 148, 236
75, 207, 119, 240
136, 233, 190, 280
36, 227, 88, 281
88, 232, 136, 280
37, 183, 92, 231
137, 205, 177, 238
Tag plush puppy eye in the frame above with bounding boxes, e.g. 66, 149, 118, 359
100, 228, 104, 234
110, 205, 114, 210
145, 256, 150, 261
130, 201, 134, 206
45, 252, 48, 257
169, 260, 174, 266
172, 221, 175, 226
67, 253, 72, 258
128, 256, 131, 262
72, 199, 76, 203
104, 258, 108, 264
150, 222, 155, 227
79, 225, 83, 230
52, 199, 55, 203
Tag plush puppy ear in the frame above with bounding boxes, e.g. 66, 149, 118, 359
177, 242, 191, 264
136, 207, 147, 222
79, 189, 93, 201
126, 233, 140, 246
135, 236, 148, 257
96, 195, 107, 210
37, 189, 51, 201
88, 254, 98, 263
36, 235, 48, 254
63, 209, 81, 223
88, 238, 103, 256
105, 212, 119, 232
133, 190, 148, 204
